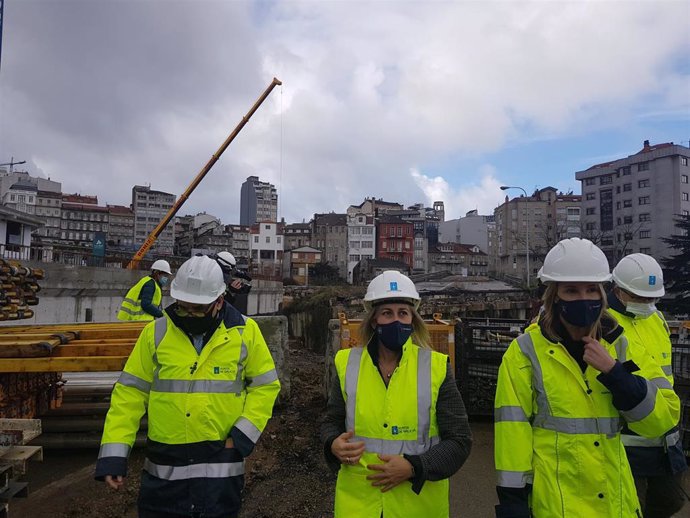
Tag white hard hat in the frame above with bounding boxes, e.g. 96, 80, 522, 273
151, 259, 172, 275
363, 270, 420, 311
538, 238, 612, 283
612, 253, 665, 298
170, 256, 226, 304
216, 251, 236, 269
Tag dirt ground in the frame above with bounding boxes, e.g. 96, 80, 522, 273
11, 341, 337, 518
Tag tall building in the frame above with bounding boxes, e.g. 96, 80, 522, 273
576, 140, 690, 262
34, 190, 63, 242
60, 195, 109, 248
346, 213, 376, 283
226, 224, 250, 265
376, 215, 414, 269
106, 205, 135, 250
132, 185, 176, 255
240, 176, 278, 226
493, 187, 581, 285
438, 210, 495, 254
312, 213, 348, 279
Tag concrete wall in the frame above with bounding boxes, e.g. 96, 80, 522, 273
1, 261, 283, 325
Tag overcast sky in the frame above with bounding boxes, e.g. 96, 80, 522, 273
1, 0, 688, 224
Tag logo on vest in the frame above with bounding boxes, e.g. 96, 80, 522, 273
391, 425, 414, 436
213, 366, 232, 374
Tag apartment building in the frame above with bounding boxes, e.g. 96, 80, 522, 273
493, 187, 581, 286
226, 224, 250, 265
249, 222, 284, 278
107, 205, 134, 250
346, 213, 376, 283
282, 246, 322, 285
34, 190, 62, 242
60, 198, 109, 248
346, 197, 403, 218
428, 242, 488, 277
376, 215, 414, 269
576, 140, 690, 262
284, 222, 312, 250
240, 176, 278, 226
132, 185, 176, 255
312, 213, 348, 279
438, 210, 495, 254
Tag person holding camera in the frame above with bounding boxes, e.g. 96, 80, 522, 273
215, 251, 252, 313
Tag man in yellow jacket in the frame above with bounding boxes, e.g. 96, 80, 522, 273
117, 259, 172, 321
609, 253, 687, 518
96, 255, 280, 518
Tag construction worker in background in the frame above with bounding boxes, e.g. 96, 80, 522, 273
215, 251, 252, 310
321, 270, 472, 518
96, 255, 280, 518
117, 259, 171, 321
494, 238, 680, 518
608, 253, 688, 518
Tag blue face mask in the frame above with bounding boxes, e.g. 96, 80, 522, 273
158, 276, 169, 287
376, 321, 413, 352
555, 299, 603, 328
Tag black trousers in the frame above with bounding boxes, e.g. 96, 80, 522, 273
634, 472, 687, 518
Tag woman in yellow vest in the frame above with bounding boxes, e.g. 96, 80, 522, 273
117, 259, 171, 321
608, 253, 687, 518
494, 238, 680, 518
321, 270, 472, 518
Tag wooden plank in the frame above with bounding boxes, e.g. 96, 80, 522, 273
0, 356, 128, 373
0, 446, 43, 475
52, 344, 134, 357
0, 420, 41, 446
0, 339, 60, 358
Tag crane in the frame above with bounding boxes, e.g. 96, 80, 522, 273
126, 77, 282, 270
0, 157, 27, 173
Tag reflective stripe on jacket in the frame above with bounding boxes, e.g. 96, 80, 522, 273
117, 276, 161, 321
333, 342, 449, 518
494, 323, 679, 518
608, 307, 688, 475
97, 303, 280, 516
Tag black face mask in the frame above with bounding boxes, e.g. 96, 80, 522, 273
173, 303, 220, 336
376, 321, 413, 352
555, 299, 603, 328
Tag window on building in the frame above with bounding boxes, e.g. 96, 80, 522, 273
600, 176, 612, 185
601, 238, 613, 246
638, 162, 649, 171
682, 175, 689, 184
586, 222, 596, 231
683, 210, 689, 216
620, 166, 631, 176
639, 196, 650, 205
253, 236, 259, 243
623, 183, 632, 192
585, 178, 596, 186
586, 207, 596, 215
683, 192, 689, 201
681, 157, 688, 166
638, 179, 650, 188
639, 247, 651, 254
623, 216, 632, 224
616, 218, 621, 225
616, 202, 621, 210
623, 199, 632, 208
639, 230, 651, 239
639, 213, 651, 222
586, 193, 596, 201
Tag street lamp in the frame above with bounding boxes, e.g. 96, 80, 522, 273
500, 185, 530, 289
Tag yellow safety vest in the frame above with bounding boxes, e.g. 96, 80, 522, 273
117, 276, 162, 321
334, 342, 449, 518
494, 323, 679, 518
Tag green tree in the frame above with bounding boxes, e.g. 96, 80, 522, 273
660, 214, 690, 316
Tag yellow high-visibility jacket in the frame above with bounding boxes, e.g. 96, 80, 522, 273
609, 303, 687, 475
494, 321, 679, 518
117, 276, 161, 321
334, 342, 449, 518
95, 302, 280, 516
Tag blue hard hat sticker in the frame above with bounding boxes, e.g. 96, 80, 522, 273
390, 281, 398, 291
649, 275, 656, 286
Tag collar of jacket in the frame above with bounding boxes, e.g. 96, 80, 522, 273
607, 290, 637, 318
538, 307, 624, 345
164, 300, 246, 339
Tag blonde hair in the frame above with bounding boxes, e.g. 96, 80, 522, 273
358, 305, 431, 349
539, 282, 614, 341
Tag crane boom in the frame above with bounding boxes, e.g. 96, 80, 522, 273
126, 77, 282, 270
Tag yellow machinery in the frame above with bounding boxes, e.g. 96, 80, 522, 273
337, 312, 456, 373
